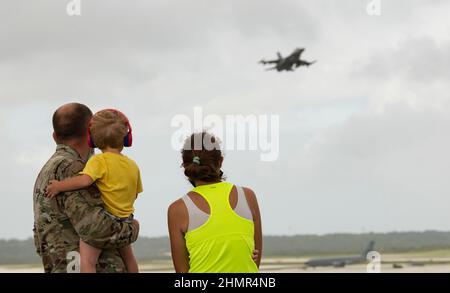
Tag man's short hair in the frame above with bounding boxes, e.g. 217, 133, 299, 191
90, 110, 128, 149
52, 103, 93, 141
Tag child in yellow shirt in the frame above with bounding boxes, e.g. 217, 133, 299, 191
46, 109, 143, 273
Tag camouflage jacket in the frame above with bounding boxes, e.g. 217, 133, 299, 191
33, 144, 139, 273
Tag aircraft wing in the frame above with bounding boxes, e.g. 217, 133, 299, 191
259, 59, 278, 65
295, 60, 316, 67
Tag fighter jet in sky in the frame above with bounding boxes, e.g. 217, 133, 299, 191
259, 48, 316, 71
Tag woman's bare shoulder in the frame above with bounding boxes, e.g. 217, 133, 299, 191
168, 198, 187, 217
242, 186, 259, 207
242, 187, 257, 199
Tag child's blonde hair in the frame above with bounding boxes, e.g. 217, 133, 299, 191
90, 110, 128, 149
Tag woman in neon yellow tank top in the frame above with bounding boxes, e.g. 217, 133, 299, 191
168, 132, 262, 273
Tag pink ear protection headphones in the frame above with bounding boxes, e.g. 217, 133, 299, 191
87, 109, 133, 148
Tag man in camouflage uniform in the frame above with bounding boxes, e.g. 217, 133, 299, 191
33, 103, 139, 273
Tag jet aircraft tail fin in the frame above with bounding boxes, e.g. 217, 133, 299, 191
363, 241, 375, 257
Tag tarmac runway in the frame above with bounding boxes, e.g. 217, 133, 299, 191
2, 258, 450, 273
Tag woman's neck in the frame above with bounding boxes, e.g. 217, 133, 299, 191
194, 180, 222, 187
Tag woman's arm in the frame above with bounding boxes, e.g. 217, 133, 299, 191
168, 200, 190, 273
46, 174, 94, 198
244, 187, 263, 268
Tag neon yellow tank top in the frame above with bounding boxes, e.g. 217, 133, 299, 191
185, 181, 258, 273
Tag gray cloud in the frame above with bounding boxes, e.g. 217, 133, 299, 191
289, 102, 450, 232
1, 0, 450, 239
355, 37, 450, 83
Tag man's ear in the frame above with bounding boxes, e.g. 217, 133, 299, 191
52, 132, 59, 144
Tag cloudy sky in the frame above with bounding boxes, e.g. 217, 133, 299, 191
1, 0, 450, 239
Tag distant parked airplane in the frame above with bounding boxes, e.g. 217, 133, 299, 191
305, 241, 375, 268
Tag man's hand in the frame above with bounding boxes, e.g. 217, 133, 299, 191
46, 180, 62, 198
252, 249, 260, 263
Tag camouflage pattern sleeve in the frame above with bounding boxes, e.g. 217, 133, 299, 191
62, 188, 139, 249
57, 149, 139, 250
34, 145, 138, 273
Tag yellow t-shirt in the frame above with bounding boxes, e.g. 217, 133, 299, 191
80, 152, 143, 218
